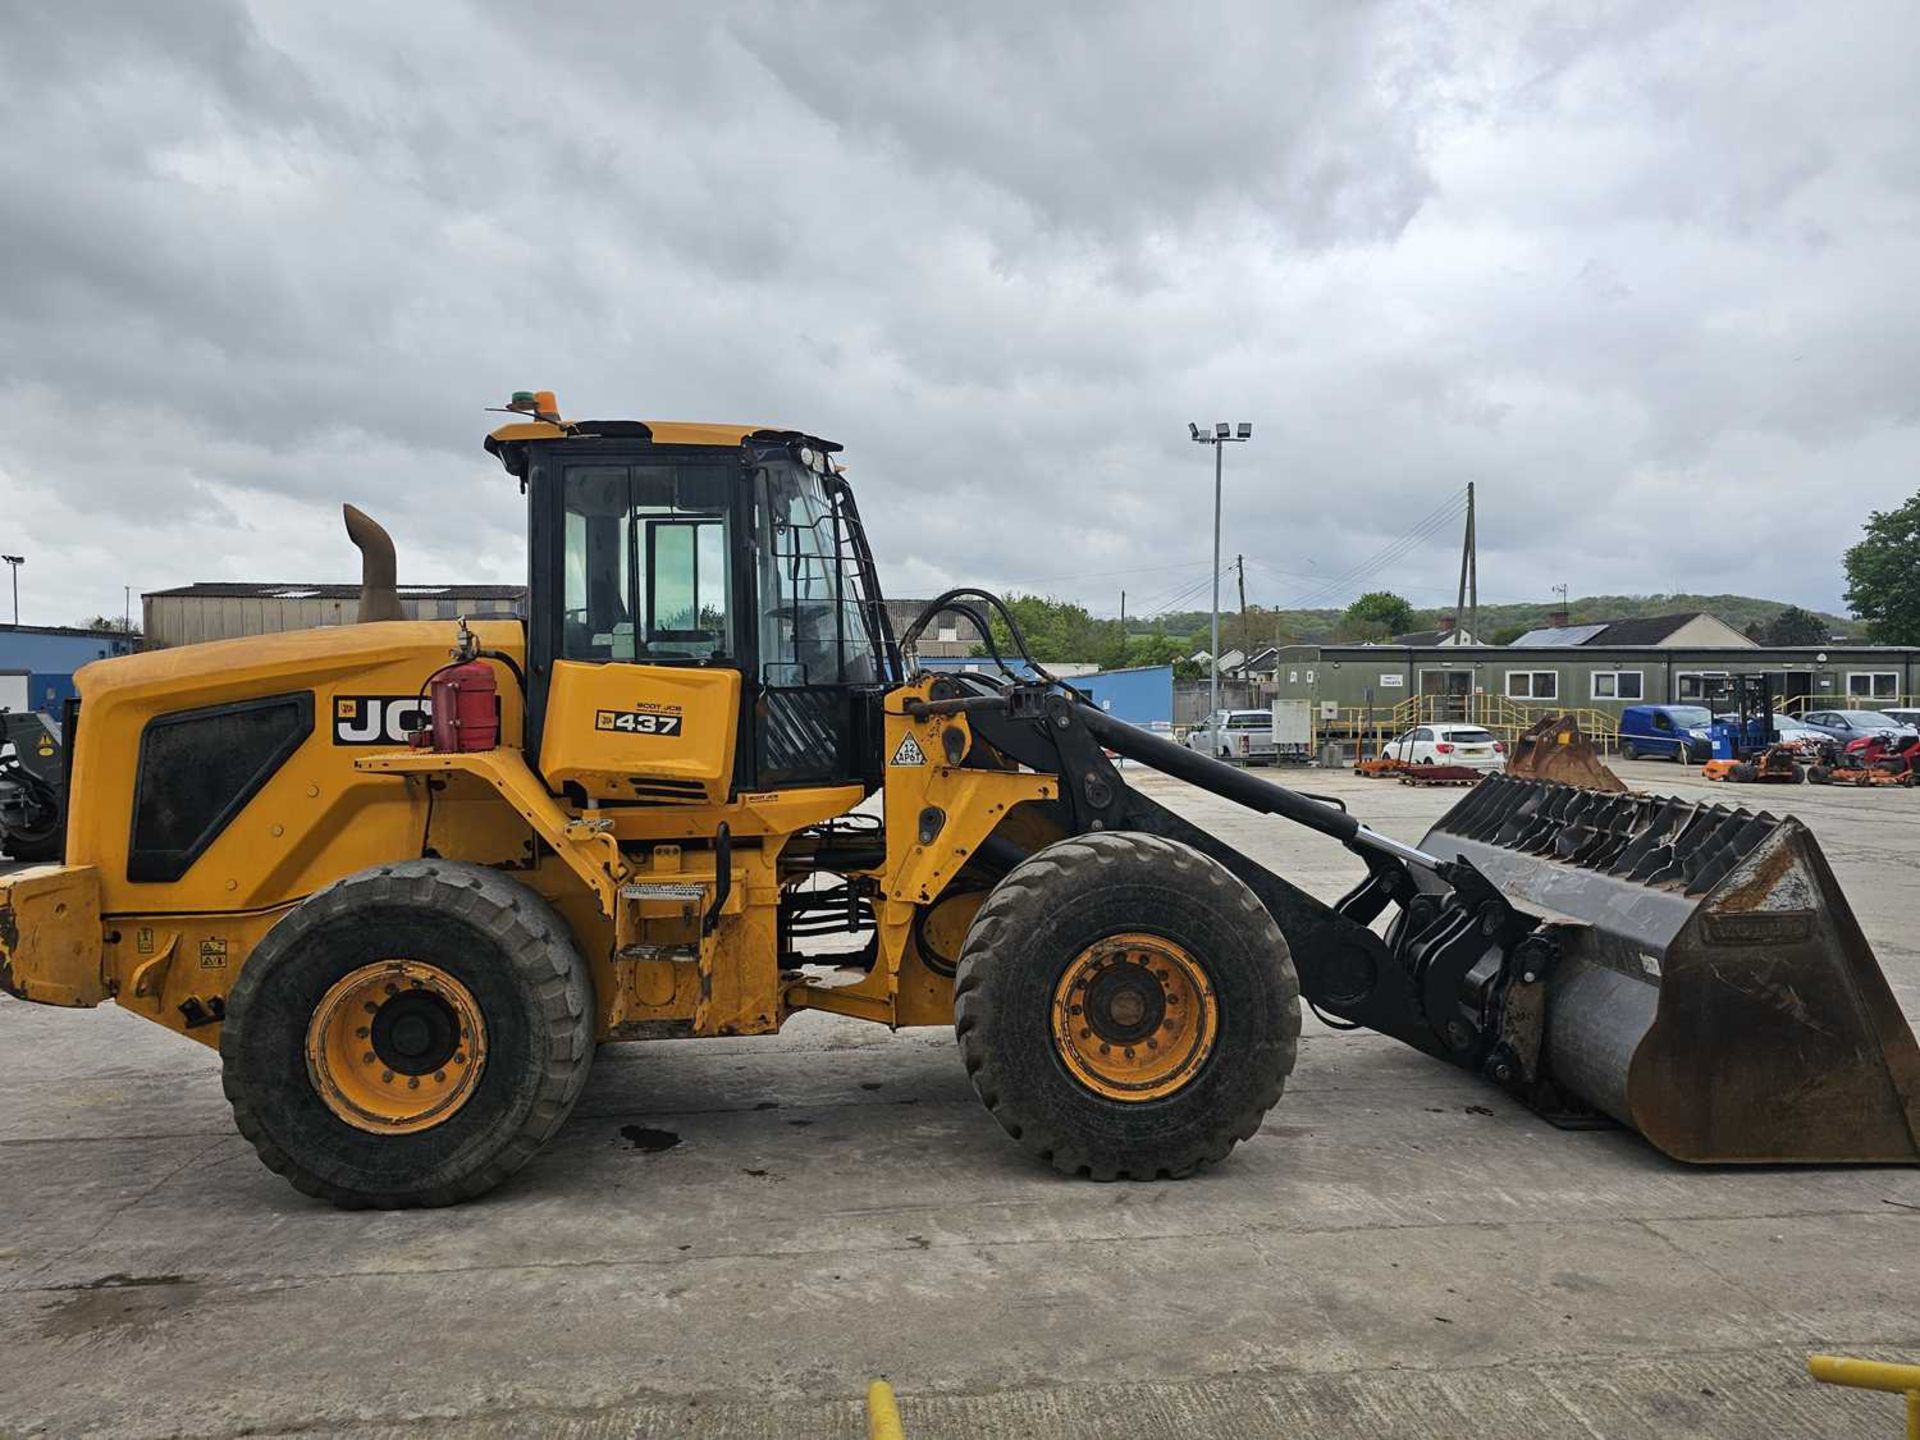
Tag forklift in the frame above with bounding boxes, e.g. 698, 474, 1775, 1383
1701, 674, 1803, 784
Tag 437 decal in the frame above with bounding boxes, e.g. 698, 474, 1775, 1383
595, 708, 685, 737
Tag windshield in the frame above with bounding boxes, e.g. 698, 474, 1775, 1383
1667, 707, 1712, 728
1226, 713, 1269, 729
756, 458, 883, 686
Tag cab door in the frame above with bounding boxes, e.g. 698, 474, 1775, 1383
525, 446, 745, 802
750, 458, 893, 791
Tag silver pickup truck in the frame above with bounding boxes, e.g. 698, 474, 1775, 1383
1183, 708, 1277, 766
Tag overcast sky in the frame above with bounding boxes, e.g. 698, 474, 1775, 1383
3, 1, 1916, 629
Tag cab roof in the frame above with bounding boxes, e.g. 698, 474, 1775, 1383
484, 418, 841, 453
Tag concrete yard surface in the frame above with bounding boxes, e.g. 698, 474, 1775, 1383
2, 761, 1917, 1437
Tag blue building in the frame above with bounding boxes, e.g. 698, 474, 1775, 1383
1071, 665, 1175, 730
915, 659, 1174, 731
0, 624, 139, 714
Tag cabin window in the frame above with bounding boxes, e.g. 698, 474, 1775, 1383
1847, 671, 1899, 699
1505, 670, 1558, 700
1591, 670, 1644, 700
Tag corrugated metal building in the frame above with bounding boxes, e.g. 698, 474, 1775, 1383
0, 623, 140, 712
882, 600, 986, 658
143, 583, 525, 648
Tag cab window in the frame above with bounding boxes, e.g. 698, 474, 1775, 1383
562, 464, 731, 663
757, 460, 881, 686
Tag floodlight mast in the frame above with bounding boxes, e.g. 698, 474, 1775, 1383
1, 554, 21, 626
1185, 423, 1253, 724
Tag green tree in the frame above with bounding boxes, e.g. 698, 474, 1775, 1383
1490, 622, 1530, 646
971, 593, 1121, 665
1762, 605, 1827, 646
1338, 590, 1414, 642
1844, 493, 1920, 644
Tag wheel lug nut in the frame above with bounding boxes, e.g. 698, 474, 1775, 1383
381, 1070, 394, 1083
408, 1077, 420, 1089
384, 983, 398, 996
355, 1026, 369, 1038
363, 1050, 376, 1064
363, 1002, 378, 1014
1124, 1047, 1135, 1059
455, 1051, 468, 1064
1098, 1043, 1111, 1055
435, 1071, 447, 1082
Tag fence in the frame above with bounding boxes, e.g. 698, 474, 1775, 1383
1318, 693, 1621, 759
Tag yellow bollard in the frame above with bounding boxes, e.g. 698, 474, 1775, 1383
1809, 1354, 1920, 1440
866, 1379, 906, 1440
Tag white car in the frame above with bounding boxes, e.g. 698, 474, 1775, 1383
1185, 709, 1277, 765
1379, 723, 1506, 772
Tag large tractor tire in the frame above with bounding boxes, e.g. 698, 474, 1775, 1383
220, 860, 595, 1209
953, 831, 1299, 1181
0, 822, 64, 863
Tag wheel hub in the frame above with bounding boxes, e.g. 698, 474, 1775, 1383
1051, 933, 1218, 1102
304, 961, 488, 1134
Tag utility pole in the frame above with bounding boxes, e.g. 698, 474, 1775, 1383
1188, 422, 1253, 720
1454, 482, 1478, 642
1466, 482, 1478, 643
1119, 589, 1126, 628
124, 585, 131, 634
1236, 554, 1247, 624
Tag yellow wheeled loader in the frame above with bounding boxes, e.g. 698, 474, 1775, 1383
2, 392, 1916, 1208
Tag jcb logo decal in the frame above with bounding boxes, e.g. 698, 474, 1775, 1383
595, 708, 685, 737
332, 695, 431, 746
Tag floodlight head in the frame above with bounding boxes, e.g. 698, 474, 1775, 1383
1236, 422, 1253, 439
1, 555, 22, 565
1214, 422, 1230, 438
1188, 422, 1202, 441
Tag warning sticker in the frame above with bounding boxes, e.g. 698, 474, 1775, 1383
198, 938, 229, 970
890, 733, 927, 767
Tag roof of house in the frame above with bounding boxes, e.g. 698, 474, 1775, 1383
1392, 628, 1476, 647
1587, 612, 1721, 646
1510, 613, 1738, 648
145, 583, 525, 601
1509, 622, 1609, 647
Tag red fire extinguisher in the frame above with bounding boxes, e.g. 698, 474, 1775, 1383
426, 660, 499, 752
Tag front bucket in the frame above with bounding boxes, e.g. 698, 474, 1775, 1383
1503, 714, 1627, 793
1424, 777, 1920, 1163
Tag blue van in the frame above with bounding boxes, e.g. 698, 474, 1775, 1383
1617, 704, 1714, 762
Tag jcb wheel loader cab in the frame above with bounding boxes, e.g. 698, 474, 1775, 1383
956, 832, 1301, 1180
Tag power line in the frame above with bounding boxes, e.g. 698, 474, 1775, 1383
1281, 490, 1470, 610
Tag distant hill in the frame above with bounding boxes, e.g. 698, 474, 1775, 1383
1141, 594, 1855, 648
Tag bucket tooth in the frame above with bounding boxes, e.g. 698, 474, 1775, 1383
1423, 776, 1920, 1163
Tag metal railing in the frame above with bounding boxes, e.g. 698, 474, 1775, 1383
1317, 694, 1620, 757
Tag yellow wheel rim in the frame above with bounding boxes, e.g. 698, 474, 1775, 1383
1052, 933, 1218, 1102
304, 961, 488, 1135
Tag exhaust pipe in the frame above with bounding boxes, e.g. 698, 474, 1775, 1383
343, 504, 405, 623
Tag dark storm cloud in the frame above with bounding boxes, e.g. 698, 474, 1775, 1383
2, 1, 1917, 626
